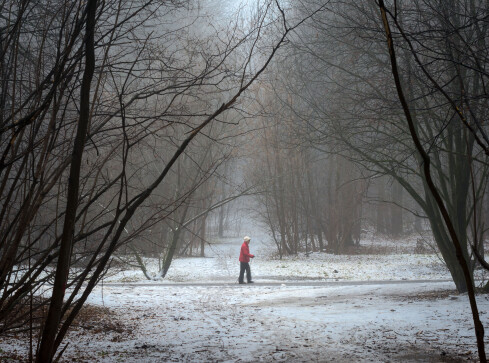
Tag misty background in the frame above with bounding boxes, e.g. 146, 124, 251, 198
1, 0, 489, 361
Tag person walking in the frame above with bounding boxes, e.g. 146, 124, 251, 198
238, 236, 254, 284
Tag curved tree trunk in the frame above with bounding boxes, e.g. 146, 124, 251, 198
36, 0, 98, 361
378, 2, 486, 360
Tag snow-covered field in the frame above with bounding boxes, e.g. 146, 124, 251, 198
2, 234, 489, 362
107, 234, 453, 283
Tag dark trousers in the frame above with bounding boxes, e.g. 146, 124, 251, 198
239, 262, 252, 283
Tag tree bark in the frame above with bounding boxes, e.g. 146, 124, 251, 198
390, 180, 403, 237
36, 0, 97, 361
376, 177, 386, 234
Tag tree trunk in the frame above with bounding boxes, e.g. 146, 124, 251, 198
218, 205, 225, 238
36, 1, 97, 361
390, 179, 403, 237
200, 213, 208, 257
376, 177, 386, 234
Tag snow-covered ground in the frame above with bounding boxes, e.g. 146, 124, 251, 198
2, 234, 488, 362
77, 281, 486, 362
107, 234, 454, 283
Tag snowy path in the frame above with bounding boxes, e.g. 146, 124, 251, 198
79, 280, 488, 362
103, 278, 453, 288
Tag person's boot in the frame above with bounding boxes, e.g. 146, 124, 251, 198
238, 281, 245, 284
247, 280, 254, 283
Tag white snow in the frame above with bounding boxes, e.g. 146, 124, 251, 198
1, 234, 488, 362
106, 234, 452, 283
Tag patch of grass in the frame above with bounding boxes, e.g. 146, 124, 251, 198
395, 289, 458, 302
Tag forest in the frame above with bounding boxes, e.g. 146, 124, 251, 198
1, 0, 489, 361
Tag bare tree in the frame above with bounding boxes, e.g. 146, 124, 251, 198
377, 1, 488, 360
0, 1, 325, 360
268, 0, 489, 294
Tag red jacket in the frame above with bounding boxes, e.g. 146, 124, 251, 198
239, 242, 254, 263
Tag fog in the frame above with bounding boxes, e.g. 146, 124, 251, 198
1, 0, 488, 361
